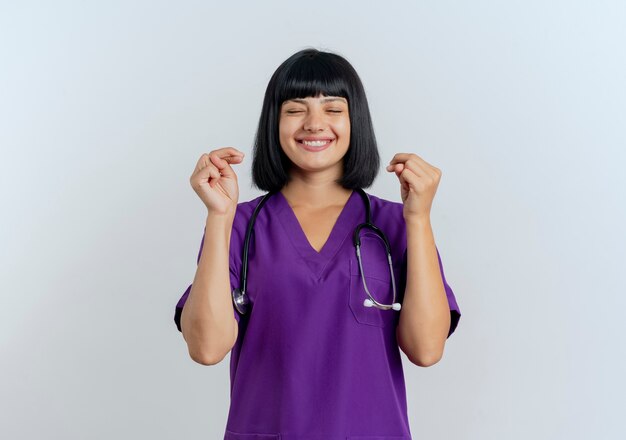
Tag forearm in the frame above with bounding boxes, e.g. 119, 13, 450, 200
396, 217, 450, 366
181, 213, 238, 365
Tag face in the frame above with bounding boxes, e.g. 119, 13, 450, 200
278, 94, 350, 175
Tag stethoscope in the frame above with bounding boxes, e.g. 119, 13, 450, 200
232, 188, 402, 316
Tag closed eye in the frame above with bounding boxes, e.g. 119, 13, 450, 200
285, 109, 343, 114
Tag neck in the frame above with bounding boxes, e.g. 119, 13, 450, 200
280, 179, 353, 210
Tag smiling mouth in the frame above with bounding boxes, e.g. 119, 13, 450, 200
297, 139, 334, 151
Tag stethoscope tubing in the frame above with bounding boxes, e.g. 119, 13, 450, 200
232, 188, 401, 315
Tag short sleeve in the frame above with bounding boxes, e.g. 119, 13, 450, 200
400, 245, 461, 339
173, 226, 242, 333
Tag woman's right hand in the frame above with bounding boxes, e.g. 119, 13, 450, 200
189, 147, 245, 216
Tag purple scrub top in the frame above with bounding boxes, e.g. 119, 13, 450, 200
174, 190, 461, 440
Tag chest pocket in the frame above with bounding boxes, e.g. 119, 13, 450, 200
348, 248, 402, 328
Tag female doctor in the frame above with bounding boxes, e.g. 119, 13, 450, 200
175, 48, 461, 440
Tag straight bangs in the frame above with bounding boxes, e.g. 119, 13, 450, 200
273, 58, 351, 106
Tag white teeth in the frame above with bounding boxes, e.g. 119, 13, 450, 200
302, 140, 332, 146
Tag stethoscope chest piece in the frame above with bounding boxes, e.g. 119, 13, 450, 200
232, 287, 249, 315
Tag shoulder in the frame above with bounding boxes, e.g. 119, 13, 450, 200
366, 191, 403, 217
363, 191, 407, 259
226, 194, 267, 263
234, 194, 265, 218
230, 193, 267, 236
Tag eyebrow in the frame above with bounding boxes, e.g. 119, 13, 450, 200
285, 97, 347, 104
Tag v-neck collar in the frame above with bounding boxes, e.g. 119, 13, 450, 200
273, 189, 362, 280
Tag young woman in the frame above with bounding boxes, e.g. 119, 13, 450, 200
174, 48, 461, 440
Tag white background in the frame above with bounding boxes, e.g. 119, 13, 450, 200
1, 1, 624, 439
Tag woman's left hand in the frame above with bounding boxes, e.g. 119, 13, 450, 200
386, 153, 442, 221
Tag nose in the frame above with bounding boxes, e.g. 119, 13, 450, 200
303, 108, 325, 131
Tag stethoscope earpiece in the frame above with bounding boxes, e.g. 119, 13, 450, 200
363, 298, 402, 311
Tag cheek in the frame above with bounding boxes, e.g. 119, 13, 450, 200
279, 119, 296, 137
339, 115, 350, 130
336, 119, 350, 138
278, 126, 287, 140
278, 121, 297, 151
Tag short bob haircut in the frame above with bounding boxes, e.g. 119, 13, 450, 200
251, 48, 380, 193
